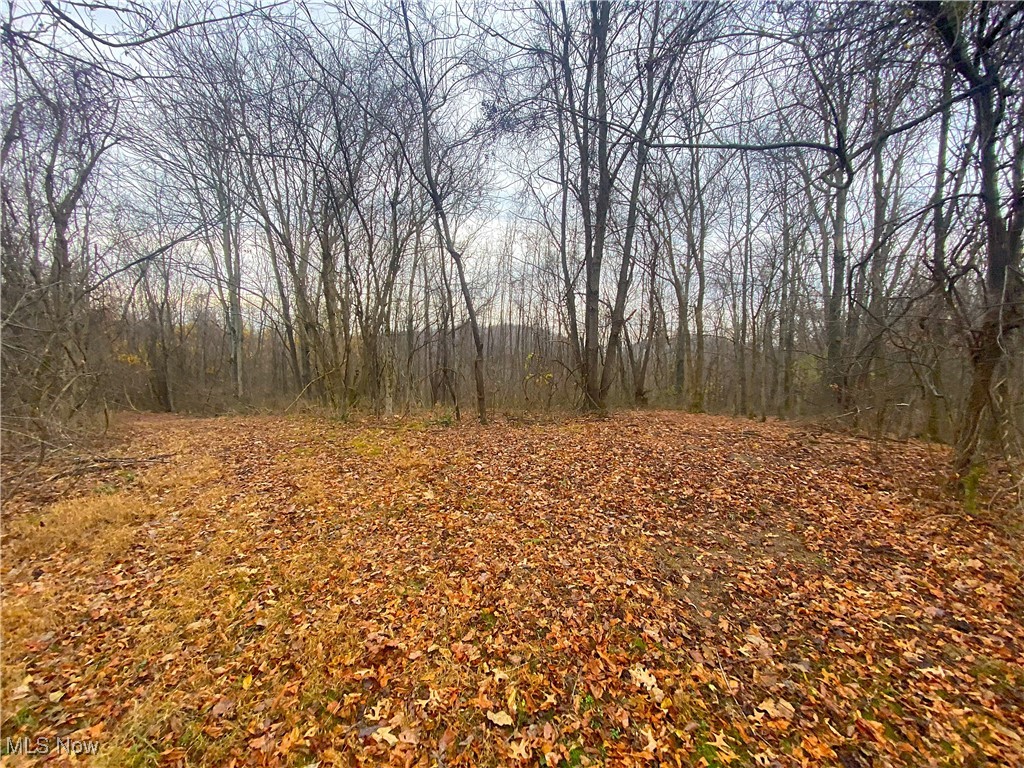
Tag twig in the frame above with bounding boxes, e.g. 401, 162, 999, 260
45, 454, 172, 481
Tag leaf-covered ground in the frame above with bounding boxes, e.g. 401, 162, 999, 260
2, 412, 1022, 767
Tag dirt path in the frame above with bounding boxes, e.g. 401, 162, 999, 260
2, 412, 1021, 766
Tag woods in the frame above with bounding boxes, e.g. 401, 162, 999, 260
3, 1, 1022, 473
3, 4, 1024, 765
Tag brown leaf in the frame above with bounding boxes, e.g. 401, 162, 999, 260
486, 710, 514, 727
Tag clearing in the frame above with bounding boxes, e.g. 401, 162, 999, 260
1, 412, 1022, 766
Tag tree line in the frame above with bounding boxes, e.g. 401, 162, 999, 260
2, 0, 1022, 477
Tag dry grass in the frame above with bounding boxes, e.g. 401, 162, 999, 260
5, 493, 155, 560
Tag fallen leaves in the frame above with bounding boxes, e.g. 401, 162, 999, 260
1, 411, 1022, 766
755, 696, 796, 721
630, 665, 666, 704
209, 697, 235, 718
485, 710, 514, 727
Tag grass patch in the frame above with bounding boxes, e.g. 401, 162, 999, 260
348, 432, 390, 457
5, 492, 155, 559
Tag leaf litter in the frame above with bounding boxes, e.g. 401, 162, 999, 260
1, 412, 1022, 766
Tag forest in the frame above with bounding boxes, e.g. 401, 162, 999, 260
1, 1, 1024, 766
1, 0, 1021, 474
